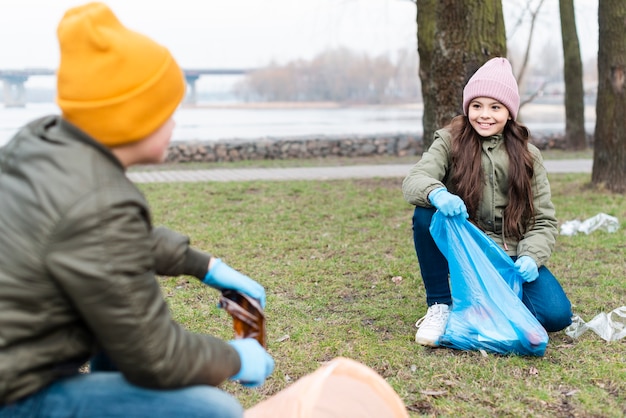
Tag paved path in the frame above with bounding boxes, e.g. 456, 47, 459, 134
127, 159, 592, 183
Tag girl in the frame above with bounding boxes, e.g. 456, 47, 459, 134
402, 57, 572, 347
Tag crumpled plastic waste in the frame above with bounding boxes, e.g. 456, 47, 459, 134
564, 306, 626, 342
560, 213, 619, 236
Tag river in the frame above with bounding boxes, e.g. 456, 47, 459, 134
0, 101, 596, 147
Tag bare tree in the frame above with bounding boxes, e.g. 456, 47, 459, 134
513, 0, 545, 88
234, 48, 411, 104
390, 48, 421, 101
416, 0, 507, 150
559, 0, 586, 150
592, 0, 626, 192
506, 0, 549, 114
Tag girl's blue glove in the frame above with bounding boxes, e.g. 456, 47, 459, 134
203, 259, 266, 308
228, 338, 275, 388
515, 256, 539, 282
428, 188, 468, 218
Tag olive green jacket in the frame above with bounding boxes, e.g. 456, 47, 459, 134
402, 128, 558, 267
0, 116, 240, 405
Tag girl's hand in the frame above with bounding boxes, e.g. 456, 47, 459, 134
515, 256, 538, 282
428, 188, 468, 218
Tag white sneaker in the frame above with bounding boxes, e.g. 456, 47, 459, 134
415, 303, 450, 347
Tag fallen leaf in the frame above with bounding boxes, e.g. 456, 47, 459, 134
528, 366, 539, 375
276, 334, 290, 342
419, 389, 447, 397
391, 276, 403, 284
555, 343, 574, 348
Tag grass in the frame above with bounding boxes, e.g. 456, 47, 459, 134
140, 165, 625, 417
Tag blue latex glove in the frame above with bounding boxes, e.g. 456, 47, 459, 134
203, 259, 266, 308
228, 338, 275, 388
515, 256, 538, 282
428, 188, 468, 218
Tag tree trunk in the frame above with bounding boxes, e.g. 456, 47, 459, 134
417, 0, 507, 151
559, 0, 587, 150
592, 0, 626, 192
416, 0, 436, 150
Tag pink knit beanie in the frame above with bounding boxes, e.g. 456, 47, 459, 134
462, 57, 519, 120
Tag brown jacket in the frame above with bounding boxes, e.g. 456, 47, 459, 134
0, 116, 240, 404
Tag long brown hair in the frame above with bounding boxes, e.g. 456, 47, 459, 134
448, 115, 535, 240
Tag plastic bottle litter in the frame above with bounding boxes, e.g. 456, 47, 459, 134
564, 306, 626, 342
560, 213, 619, 236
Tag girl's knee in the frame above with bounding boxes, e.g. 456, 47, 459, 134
540, 304, 573, 332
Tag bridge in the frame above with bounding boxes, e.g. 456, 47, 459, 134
0, 68, 252, 107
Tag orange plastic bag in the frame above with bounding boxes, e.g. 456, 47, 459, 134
245, 357, 409, 418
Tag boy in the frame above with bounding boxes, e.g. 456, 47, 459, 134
0, 3, 273, 417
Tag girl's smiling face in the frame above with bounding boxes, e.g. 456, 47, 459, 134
467, 97, 510, 137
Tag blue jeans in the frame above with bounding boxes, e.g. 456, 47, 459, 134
0, 357, 243, 418
412, 206, 572, 332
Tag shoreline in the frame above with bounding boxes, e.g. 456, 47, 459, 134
164, 131, 590, 165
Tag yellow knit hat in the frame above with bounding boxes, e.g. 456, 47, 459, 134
56, 2, 185, 146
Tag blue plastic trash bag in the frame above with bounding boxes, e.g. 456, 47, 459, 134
429, 212, 548, 356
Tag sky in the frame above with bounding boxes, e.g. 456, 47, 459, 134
0, 0, 599, 88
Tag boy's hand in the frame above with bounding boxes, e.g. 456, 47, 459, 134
203, 259, 266, 308
228, 338, 274, 388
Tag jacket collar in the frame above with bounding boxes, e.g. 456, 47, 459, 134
33, 115, 125, 170
482, 133, 504, 142
482, 133, 504, 150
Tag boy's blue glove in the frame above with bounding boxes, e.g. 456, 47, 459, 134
515, 256, 538, 282
203, 259, 266, 308
228, 338, 275, 388
428, 188, 468, 218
